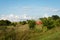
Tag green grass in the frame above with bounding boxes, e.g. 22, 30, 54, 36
29, 31, 60, 40
28, 27, 60, 40
0, 24, 60, 40
15, 24, 60, 40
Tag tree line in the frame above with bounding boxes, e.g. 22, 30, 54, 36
0, 15, 60, 30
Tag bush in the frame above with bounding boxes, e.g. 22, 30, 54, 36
0, 20, 11, 26
0, 20, 11, 30
20, 21, 27, 25
52, 15, 60, 20
11, 22, 17, 26
28, 20, 36, 29
54, 19, 60, 27
40, 17, 55, 29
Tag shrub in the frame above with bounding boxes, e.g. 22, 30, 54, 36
52, 15, 60, 20
28, 20, 36, 29
0, 20, 11, 26
20, 21, 27, 25
40, 17, 55, 29
54, 19, 60, 27
11, 22, 17, 26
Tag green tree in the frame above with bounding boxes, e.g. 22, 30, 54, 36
28, 20, 36, 29
11, 22, 17, 26
52, 15, 60, 20
0, 20, 11, 26
54, 19, 60, 27
20, 21, 27, 25
40, 17, 55, 29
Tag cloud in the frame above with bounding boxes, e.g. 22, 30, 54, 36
0, 6, 60, 22
43, 14, 49, 18
0, 14, 36, 22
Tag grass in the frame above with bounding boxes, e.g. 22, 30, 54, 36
28, 27, 60, 40
0, 24, 60, 40
15, 24, 60, 40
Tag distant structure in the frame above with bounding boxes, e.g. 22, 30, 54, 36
36, 20, 42, 25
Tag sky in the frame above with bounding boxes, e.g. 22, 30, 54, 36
0, 0, 60, 21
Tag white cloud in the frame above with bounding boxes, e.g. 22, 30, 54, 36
43, 13, 49, 18
0, 14, 36, 22
0, 6, 60, 22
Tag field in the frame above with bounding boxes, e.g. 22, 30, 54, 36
0, 24, 60, 40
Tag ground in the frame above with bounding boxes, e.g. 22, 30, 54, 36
0, 24, 60, 40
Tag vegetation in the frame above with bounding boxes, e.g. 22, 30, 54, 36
52, 15, 60, 20
11, 22, 17, 26
0, 15, 60, 40
28, 20, 36, 29
0, 20, 11, 26
40, 15, 60, 30
20, 21, 27, 25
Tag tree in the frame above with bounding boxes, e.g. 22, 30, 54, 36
54, 19, 60, 27
28, 20, 36, 29
52, 15, 60, 20
20, 21, 27, 25
5, 20, 11, 26
11, 22, 17, 26
40, 17, 55, 29
0, 20, 11, 26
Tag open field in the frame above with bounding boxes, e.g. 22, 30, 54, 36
0, 24, 60, 40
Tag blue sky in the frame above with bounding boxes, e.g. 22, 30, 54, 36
0, 0, 60, 21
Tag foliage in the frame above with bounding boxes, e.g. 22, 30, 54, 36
28, 20, 36, 29
0, 20, 11, 26
40, 17, 55, 29
40, 15, 60, 30
54, 19, 60, 27
11, 22, 17, 26
20, 21, 27, 25
52, 15, 60, 20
